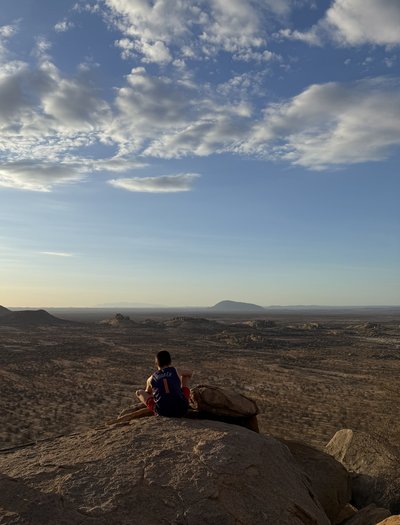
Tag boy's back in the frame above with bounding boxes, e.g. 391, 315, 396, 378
136, 351, 192, 417
151, 366, 189, 417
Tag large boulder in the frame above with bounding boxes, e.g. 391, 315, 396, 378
190, 384, 258, 417
282, 440, 351, 523
0, 418, 330, 525
326, 429, 400, 513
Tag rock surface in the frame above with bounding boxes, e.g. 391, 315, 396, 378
0, 418, 330, 525
340, 504, 390, 525
377, 517, 400, 525
326, 429, 400, 513
333, 503, 357, 524
283, 440, 351, 523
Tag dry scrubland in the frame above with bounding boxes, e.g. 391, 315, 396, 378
1, 311, 400, 450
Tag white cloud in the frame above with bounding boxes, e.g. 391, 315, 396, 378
104, 0, 278, 62
0, 57, 111, 136
0, 25, 16, 39
54, 20, 75, 33
108, 67, 253, 158
326, 0, 400, 46
109, 67, 203, 153
0, 49, 117, 191
283, 0, 400, 47
245, 78, 400, 169
41, 73, 111, 130
35, 36, 52, 56
2, 11, 400, 194
201, 0, 265, 54
145, 113, 252, 158
104, 0, 199, 63
278, 27, 322, 45
108, 173, 200, 192
90, 157, 147, 172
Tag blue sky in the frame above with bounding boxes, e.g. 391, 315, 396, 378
0, 0, 399, 307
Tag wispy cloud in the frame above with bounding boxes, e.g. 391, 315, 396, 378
108, 173, 200, 193
54, 20, 75, 33
0, 23, 18, 62
0, 162, 88, 192
40, 251, 75, 257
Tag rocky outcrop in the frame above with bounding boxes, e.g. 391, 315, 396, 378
326, 429, 400, 513
99, 313, 136, 327
0, 418, 330, 525
245, 319, 277, 329
282, 440, 351, 523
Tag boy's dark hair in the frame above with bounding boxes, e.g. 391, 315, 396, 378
156, 350, 171, 368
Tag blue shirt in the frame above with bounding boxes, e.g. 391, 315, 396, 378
151, 366, 188, 417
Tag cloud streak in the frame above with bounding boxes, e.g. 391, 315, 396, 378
40, 251, 75, 257
108, 173, 200, 193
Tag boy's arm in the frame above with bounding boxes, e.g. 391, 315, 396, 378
145, 375, 153, 394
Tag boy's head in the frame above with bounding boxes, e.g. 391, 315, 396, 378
156, 350, 171, 368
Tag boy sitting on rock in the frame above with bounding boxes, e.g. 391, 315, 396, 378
136, 350, 192, 417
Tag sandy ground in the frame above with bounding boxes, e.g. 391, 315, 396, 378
1, 311, 399, 450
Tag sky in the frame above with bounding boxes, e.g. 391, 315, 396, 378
0, 0, 399, 307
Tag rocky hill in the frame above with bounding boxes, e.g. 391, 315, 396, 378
0, 305, 11, 317
0, 309, 72, 326
210, 300, 265, 313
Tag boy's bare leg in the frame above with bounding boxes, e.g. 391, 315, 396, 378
136, 389, 152, 406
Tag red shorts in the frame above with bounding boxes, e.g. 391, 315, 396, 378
146, 387, 190, 415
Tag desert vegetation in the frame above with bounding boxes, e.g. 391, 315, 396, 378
1, 310, 399, 450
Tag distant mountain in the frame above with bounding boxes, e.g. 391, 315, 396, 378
0, 305, 11, 317
210, 300, 265, 312
0, 309, 72, 326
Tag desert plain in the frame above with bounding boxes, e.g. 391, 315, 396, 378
1, 307, 400, 451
